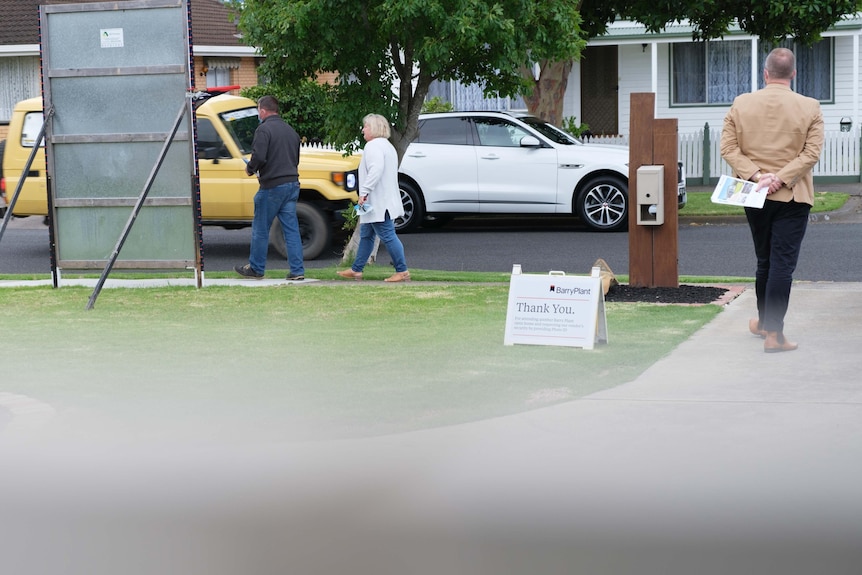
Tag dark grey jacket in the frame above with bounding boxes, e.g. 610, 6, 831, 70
246, 114, 301, 188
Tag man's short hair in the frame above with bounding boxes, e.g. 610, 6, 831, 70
362, 113, 392, 139
765, 48, 796, 80
258, 95, 279, 113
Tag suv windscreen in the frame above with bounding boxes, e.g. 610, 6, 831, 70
518, 116, 578, 145
219, 107, 258, 154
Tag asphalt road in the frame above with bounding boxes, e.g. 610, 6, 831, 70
2, 209, 862, 281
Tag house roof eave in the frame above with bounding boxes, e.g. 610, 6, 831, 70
591, 13, 862, 45
0, 44, 262, 58
0, 44, 40, 56
193, 45, 261, 58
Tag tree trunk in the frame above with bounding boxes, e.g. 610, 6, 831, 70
339, 228, 379, 266
522, 60, 574, 126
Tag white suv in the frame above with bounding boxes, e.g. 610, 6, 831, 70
397, 111, 685, 232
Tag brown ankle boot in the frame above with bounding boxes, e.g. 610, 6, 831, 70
764, 332, 798, 353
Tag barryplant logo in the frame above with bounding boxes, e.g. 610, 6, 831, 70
550, 284, 591, 295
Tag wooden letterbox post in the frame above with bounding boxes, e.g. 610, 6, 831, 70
628, 93, 680, 288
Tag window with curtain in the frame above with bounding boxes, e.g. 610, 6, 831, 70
426, 79, 527, 111
205, 67, 232, 89
0, 56, 41, 123
758, 38, 832, 102
672, 40, 750, 105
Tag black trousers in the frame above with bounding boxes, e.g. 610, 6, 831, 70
745, 200, 811, 334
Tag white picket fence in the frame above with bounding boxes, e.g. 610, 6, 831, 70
300, 141, 339, 151
591, 128, 862, 182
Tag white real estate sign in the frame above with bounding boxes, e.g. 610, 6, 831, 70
504, 266, 608, 350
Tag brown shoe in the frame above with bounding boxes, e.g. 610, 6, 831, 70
384, 271, 411, 283
749, 318, 767, 338
764, 332, 798, 353
337, 269, 363, 281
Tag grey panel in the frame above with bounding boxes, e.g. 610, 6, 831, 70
41, 0, 198, 272
43, 7, 187, 70
52, 141, 192, 200
56, 205, 195, 262
50, 75, 190, 136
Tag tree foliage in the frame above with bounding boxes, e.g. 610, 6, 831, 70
241, 81, 334, 143
227, 0, 586, 159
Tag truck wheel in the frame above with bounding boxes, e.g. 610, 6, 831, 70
269, 202, 331, 261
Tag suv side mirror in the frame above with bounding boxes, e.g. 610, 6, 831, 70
519, 135, 541, 148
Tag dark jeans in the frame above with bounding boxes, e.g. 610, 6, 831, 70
745, 200, 810, 334
249, 181, 304, 276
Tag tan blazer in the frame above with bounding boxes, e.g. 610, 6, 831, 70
720, 83, 824, 205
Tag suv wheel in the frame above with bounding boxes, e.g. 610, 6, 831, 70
394, 180, 424, 232
576, 175, 628, 232
269, 201, 331, 261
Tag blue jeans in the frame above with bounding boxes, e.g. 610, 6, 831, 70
249, 181, 304, 276
352, 213, 408, 273
745, 200, 810, 334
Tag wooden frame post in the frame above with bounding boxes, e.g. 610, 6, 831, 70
628, 93, 679, 288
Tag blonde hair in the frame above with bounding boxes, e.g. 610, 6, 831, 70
363, 113, 391, 139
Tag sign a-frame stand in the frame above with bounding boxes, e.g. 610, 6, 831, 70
628, 93, 679, 288
39, 0, 203, 309
504, 266, 608, 350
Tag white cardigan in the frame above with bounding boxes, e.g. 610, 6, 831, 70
357, 137, 405, 224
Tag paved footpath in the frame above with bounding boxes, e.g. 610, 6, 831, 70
1, 282, 860, 574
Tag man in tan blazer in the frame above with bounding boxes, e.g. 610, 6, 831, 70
720, 47, 824, 353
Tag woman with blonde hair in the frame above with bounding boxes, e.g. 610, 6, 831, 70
337, 113, 410, 282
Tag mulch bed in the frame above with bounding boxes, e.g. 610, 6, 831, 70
604, 284, 744, 305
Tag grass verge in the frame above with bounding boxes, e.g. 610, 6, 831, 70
1, 281, 722, 443
681, 191, 848, 217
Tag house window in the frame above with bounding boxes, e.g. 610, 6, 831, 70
206, 67, 232, 89
672, 40, 751, 105
205, 57, 240, 89
0, 56, 41, 123
758, 39, 832, 102
426, 79, 527, 112
672, 38, 834, 106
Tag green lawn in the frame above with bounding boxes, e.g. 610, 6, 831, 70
681, 190, 848, 217
1, 280, 722, 443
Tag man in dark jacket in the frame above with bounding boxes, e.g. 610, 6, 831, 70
234, 95, 305, 280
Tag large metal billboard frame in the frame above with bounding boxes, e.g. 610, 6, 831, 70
39, 0, 202, 304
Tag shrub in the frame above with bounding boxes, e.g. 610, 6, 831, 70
242, 81, 334, 143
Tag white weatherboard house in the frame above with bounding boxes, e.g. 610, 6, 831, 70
430, 17, 862, 184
